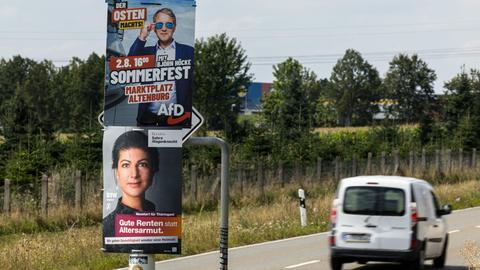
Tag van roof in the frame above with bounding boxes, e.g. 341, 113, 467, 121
340, 175, 428, 187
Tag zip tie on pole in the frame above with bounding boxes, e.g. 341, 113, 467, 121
129, 250, 154, 270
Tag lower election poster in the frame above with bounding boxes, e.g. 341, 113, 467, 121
102, 127, 182, 254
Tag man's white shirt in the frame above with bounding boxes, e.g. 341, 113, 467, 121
149, 41, 177, 114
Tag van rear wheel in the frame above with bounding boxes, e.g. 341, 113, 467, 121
433, 235, 448, 268
408, 248, 425, 270
330, 257, 343, 270
403, 246, 425, 270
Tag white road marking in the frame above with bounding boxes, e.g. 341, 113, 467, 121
476, 225, 480, 228
285, 260, 320, 269
230, 232, 329, 251
448, 230, 460, 234
151, 232, 329, 265
153, 251, 217, 265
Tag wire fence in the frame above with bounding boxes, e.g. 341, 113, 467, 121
0, 148, 478, 217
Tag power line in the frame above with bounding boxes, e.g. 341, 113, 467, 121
3, 19, 480, 35
198, 19, 480, 34
8, 45, 480, 67
2, 23, 480, 41
248, 47, 480, 65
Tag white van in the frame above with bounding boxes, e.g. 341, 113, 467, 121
329, 176, 451, 270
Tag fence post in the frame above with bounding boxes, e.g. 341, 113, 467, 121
421, 148, 427, 174
393, 150, 399, 174
335, 157, 340, 181
367, 152, 372, 175
3, 179, 10, 215
294, 161, 301, 184
75, 170, 82, 212
41, 174, 48, 218
472, 148, 477, 168
278, 162, 285, 187
191, 165, 198, 202
459, 148, 464, 171
435, 149, 441, 174
446, 149, 452, 174
257, 161, 264, 196
210, 164, 221, 199
316, 157, 322, 182
50, 173, 57, 206
409, 151, 414, 176
380, 151, 386, 174
352, 155, 357, 177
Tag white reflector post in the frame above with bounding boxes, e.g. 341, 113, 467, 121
298, 189, 307, 227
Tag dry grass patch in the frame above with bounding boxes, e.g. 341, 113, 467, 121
435, 180, 480, 209
0, 226, 125, 270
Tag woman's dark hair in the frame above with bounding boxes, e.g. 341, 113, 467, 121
112, 131, 159, 172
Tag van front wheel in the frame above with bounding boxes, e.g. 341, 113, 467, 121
330, 257, 343, 270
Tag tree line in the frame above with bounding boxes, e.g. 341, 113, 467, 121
0, 33, 479, 186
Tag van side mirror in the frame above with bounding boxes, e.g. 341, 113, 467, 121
438, 204, 452, 216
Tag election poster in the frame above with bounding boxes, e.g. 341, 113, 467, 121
104, 0, 196, 128
102, 127, 182, 254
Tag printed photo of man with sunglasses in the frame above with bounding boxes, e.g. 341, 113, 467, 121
128, 8, 193, 127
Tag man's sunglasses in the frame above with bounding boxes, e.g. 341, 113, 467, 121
155, 22, 174, 30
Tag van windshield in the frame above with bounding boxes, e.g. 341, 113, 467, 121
343, 186, 405, 216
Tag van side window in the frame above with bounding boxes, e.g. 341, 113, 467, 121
431, 191, 441, 217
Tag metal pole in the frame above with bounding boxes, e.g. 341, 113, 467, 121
186, 137, 229, 270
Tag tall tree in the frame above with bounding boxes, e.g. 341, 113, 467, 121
329, 49, 381, 126
443, 68, 480, 148
263, 58, 319, 140
1, 59, 57, 144
443, 68, 475, 130
384, 54, 437, 123
0, 56, 36, 106
194, 33, 252, 139
64, 53, 105, 132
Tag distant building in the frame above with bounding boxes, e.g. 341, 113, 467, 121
240, 82, 272, 114
372, 99, 399, 120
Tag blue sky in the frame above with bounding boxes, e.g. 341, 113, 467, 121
1, 0, 480, 93
117, 0, 196, 50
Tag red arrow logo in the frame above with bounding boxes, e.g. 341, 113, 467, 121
167, 112, 191, 125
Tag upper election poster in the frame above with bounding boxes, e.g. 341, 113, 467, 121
102, 127, 182, 254
104, 0, 196, 128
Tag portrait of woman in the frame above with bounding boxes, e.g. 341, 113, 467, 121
102, 128, 182, 254
103, 130, 159, 239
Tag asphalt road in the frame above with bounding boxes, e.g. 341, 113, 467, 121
120, 206, 480, 270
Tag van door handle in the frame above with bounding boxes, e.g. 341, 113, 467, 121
433, 224, 439, 228
365, 224, 377, 228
